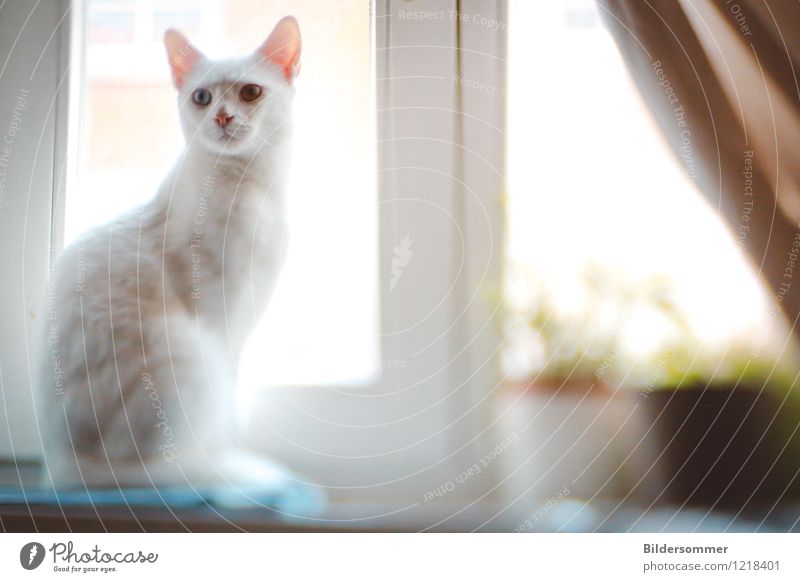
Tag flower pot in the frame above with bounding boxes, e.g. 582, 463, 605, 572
495, 381, 652, 513
632, 384, 800, 513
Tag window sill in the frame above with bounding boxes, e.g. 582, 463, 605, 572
0, 500, 519, 533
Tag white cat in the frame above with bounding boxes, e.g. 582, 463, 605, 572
35, 17, 301, 490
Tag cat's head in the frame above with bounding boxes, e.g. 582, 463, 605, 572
164, 17, 301, 157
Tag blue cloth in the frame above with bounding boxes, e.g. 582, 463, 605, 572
0, 479, 325, 519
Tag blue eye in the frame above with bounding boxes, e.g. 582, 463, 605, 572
192, 88, 212, 106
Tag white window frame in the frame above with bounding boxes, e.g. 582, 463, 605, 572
0, 0, 81, 461
244, 0, 508, 505
0, 0, 509, 509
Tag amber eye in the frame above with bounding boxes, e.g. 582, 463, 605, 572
239, 84, 263, 103
192, 88, 212, 107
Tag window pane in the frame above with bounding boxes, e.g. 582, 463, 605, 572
88, 9, 136, 44
505, 0, 793, 383
71, 0, 378, 387
152, 11, 201, 42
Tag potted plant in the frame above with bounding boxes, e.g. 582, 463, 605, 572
497, 262, 800, 517
630, 335, 800, 514
496, 265, 670, 506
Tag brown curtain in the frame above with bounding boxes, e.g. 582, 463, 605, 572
598, 0, 800, 337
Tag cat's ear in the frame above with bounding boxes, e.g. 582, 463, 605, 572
164, 29, 204, 89
256, 16, 302, 81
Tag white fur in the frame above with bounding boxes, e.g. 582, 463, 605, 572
34, 21, 300, 489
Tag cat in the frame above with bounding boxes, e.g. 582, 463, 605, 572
34, 17, 301, 490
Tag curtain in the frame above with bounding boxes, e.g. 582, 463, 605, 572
597, 0, 800, 337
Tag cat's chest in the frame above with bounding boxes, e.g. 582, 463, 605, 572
223, 195, 285, 258
182, 176, 285, 243
195, 194, 285, 281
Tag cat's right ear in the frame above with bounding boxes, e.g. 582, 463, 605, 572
164, 29, 204, 89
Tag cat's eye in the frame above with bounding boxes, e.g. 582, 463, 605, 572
192, 88, 212, 107
239, 84, 263, 103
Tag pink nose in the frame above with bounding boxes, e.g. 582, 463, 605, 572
215, 111, 234, 128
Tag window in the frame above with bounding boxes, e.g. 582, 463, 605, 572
71, 0, 378, 388
2, 0, 504, 505
504, 0, 790, 384
22, 0, 502, 503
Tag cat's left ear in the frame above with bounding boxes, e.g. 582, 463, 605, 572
164, 29, 205, 89
257, 16, 302, 81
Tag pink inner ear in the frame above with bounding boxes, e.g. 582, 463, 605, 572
164, 29, 204, 89
258, 16, 302, 81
